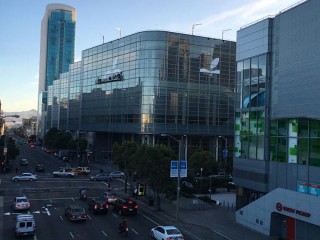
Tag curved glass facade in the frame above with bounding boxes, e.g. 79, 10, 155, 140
76, 31, 236, 136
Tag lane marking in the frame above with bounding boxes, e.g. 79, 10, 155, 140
69, 231, 74, 239
45, 207, 51, 216
138, 211, 160, 225
131, 228, 139, 235
60, 216, 63, 221
182, 229, 202, 240
101, 230, 108, 237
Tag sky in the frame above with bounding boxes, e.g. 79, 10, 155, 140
0, 0, 303, 112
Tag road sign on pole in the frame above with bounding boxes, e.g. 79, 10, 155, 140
170, 160, 187, 178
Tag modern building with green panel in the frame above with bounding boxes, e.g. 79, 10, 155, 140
234, 1, 320, 239
46, 30, 236, 165
37, 4, 76, 139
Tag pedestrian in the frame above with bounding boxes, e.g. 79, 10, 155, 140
15, 167, 18, 175
133, 187, 138, 199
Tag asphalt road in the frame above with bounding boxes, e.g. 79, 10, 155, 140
0, 141, 208, 240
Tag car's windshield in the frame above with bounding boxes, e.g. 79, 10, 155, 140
167, 229, 181, 235
71, 208, 85, 214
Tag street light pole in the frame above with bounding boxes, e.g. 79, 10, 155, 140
222, 29, 232, 40
161, 134, 183, 221
116, 27, 122, 38
192, 23, 202, 35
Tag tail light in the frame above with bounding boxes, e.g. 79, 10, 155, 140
94, 204, 98, 209
122, 205, 128, 209
128, 200, 133, 203
83, 214, 88, 218
106, 204, 109, 208
134, 205, 138, 209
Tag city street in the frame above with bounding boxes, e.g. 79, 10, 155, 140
0, 142, 210, 240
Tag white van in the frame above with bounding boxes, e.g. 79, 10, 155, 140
15, 214, 36, 236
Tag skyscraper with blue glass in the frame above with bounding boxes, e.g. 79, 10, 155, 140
37, 4, 76, 138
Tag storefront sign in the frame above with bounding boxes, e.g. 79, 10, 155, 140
297, 181, 320, 196
276, 202, 311, 218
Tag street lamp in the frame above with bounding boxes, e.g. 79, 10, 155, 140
222, 29, 232, 40
116, 27, 122, 38
192, 23, 202, 35
161, 134, 183, 221
219, 136, 228, 173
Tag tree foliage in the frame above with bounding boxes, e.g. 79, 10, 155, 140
0, 135, 20, 161
43, 128, 87, 151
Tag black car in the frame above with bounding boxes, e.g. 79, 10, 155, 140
113, 198, 138, 216
88, 198, 108, 214
65, 205, 88, 222
35, 164, 45, 172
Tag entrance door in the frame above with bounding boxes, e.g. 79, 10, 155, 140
286, 216, 296, 240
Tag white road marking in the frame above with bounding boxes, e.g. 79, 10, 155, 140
101, 230, 108, 237
131, 228, 139, 235
45, 207, 51, 216
69, 231, 75, 239
138, 211, 160, 225
60, 216, 63, 221
182, 229, 202, 240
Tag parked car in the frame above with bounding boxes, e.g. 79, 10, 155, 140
14, 214, 36, 237
65, 205, 88, 222
112, 198, 138, 215
90, 173, 112, 182
109, 171, 125, 178
20, 159, 29, 166
88, 198, 109, 214
73, 167, 91, 175
35, 164, 45, 172
150, 226, 184, 240
12, 173, 37, 182
12, 196, 31, 211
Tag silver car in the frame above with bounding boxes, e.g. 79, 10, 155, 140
109, 171, 125, 178
12, 196, 31, 211
12, 173, 37, 182
90, 173, 112, 182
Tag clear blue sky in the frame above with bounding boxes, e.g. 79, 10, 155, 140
0, 0, 301, 112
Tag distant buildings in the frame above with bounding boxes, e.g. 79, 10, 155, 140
37, 4, 76, 139
234, 0, 320, 238
42, 30, 236, 164
22, 116, 37, 136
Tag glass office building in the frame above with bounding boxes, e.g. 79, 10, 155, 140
234, 1, 320, 239
37, 4, 76, 139
47, 31, 236, 163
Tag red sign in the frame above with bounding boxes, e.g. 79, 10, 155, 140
276, 202, 311, 218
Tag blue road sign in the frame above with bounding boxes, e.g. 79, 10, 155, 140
170, 160, 187, 178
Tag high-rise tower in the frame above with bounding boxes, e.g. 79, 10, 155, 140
37, 4, 76, 139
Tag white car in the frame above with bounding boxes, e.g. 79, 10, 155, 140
150, 226, 184, 240
12, 196, 31, 211
12, 173, 37, 182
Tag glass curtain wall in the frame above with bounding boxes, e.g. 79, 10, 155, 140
235, 54, 267, 160
270, 119, 320, 166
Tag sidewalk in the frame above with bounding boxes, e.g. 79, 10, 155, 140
89, 162, 275, 240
